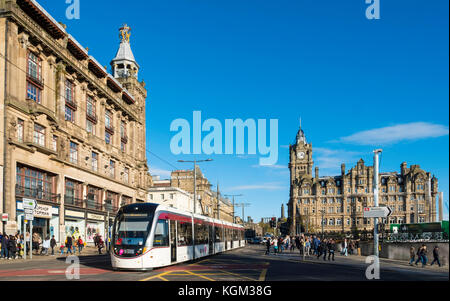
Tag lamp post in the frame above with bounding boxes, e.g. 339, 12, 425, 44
178, 159, 213, 214
320, 209, 325, 239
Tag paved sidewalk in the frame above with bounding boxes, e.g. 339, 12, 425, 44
0, 246, 109, 265
263, 249, 449, 272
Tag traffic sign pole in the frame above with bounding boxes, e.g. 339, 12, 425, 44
373, 149, 382, 258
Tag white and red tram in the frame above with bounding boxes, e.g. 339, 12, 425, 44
110, 203, 245, 270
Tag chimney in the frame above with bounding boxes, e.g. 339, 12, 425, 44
315, 167, 319, 179
341, 163, 346, 175
401, 162, 408, 175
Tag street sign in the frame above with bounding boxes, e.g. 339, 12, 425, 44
1, 213, 8, 222
363, 206, 392, 218
23, 199, 37, 210
25, 213, 34, 221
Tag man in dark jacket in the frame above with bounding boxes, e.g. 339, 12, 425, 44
265, 238, 271, 255
430, 246, 441, 267
65, 236, 73, 255
50, 235, 57, 256
1, 234, 9, 259
327, 239, 336, 261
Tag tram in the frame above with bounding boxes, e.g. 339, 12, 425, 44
110, 203, 246, 270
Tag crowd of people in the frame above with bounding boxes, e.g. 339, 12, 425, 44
262, 234, 444, 269
0, 231, 108, 260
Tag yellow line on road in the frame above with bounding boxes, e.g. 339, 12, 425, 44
158, 276, 169, 281
220, 269, 257, 281
258, 269, 268, 281
139, 271, 171, 282
185, 270, 216, 281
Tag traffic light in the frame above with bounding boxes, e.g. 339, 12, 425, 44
270, 218, 276, 228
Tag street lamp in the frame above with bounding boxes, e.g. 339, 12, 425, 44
178, 159, 213, 214
320, 209, 325, 239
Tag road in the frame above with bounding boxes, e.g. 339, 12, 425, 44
0, 245, 448, 281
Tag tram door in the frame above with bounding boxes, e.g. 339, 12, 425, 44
225, 228, 228, 250
170, 220, 177, 263
208, 225, 214, 255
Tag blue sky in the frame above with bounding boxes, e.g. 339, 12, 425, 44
40, 0, 449, 221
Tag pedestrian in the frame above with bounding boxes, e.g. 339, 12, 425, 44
32, 231, 41, 255
419, 245, 428, 267
305, 237, 311, 256
327, 239, 335, 261
409, 246, 415, 265
265, 237, 271, 255
415, 245, 423, 266
42, 236, 50, 255
1, 233, 9, 259
321, 239, 328, 261
98, 236, 105, 254
342, 239, 348, 256
60, 243, 65, 255
65, 236, 73, 255
8, 235, 17, 260
278, 237, 283, 253
72, 236, 77, 254
50, 235, 57, 256
17, 235, 24, 259
25, 231, 30, 255
430, 246, 441, 267
77, 237, 84, 254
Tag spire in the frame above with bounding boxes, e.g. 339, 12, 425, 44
111, 24, 140, 79
296, 118, 306, 145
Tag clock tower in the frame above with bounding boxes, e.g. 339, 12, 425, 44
288, 123, 313, 235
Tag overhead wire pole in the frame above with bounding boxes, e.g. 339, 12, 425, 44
224, 194, 243, 224
235, 203, 251, 224
178, 159, 213, 214
373, 149, 383, 258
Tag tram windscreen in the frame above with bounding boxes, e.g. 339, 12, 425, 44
113, 213, 154, 247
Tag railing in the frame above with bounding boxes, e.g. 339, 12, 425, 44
65, 97, 78, 110
120, 134, 128, 144
15, 185, 59, 203
86, 199, 103, 211
27, 74, 44, 88
64, 195, 84, 208
104, 203, 119, 213
86, 110, 98, 124
105, 124, 115, 135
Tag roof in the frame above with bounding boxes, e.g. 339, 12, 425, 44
111, 41, 140, 68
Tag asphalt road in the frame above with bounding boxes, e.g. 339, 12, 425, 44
0, 245, 448, 281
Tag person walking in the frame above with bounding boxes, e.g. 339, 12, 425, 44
65, 236, 73, 256
327, 239, 336, 261
415, 245, 423, 266
8, 235, 17, 260
72, 236, 77, 254
32, 232, 41, 255
430, 246, 441, 267
98, 236, 105, 255
50, 235, 57, 256
265, 237, 271, 255
77, 237, 84, 254
42, 236, 50, 255
419, 245, 428, 267
305, 237, 311, 256
409, 246, 416, 265
1, 233, 9, 259
342, 239, 348, 256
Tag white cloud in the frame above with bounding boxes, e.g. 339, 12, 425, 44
313, 147, 363, 175
149, 167, 172, 178
335, 122, 449, 145
251, 164, 286, 169
228, 183, 286, 191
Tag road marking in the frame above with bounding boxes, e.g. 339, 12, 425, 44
158, 276, 169, 281
259, 268, 268, 281
139, 271, 171, 282
184, 270, 215, 281
220, 269, 257, 281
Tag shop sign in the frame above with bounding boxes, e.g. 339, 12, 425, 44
34, 204, 52, 219
65, 210, 85, 218
87, 213, 104, 221
5, 221, 18, 235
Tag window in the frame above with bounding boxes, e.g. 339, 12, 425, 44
86, 186, 101, 209
86, 119, 95, 135
105, 132, 111, 145
91, 152, 98, 172
105, 110, 113, 130
65, 80, 75, 104
153, 220, 169, 247
65, 106, 75, 122
346, 218, 350, 226
161, 194, 165, 200
109, 160, 115, 178
52, 135, 58, 152
177, 221, 193, 246
16, 164, 55, 201
123, 167, 129, 183
337, 219, 342, 225
86, 96, 96, 120
69, 142, 78, 164
17, 119, 24, 143
194, 222, 208, 245
26, 52, 42, 103
170, 193, 174, 200
65, 179, 82, 204
33, 124, 45, 147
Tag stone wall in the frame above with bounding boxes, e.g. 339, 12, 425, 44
359, 241, 449, 266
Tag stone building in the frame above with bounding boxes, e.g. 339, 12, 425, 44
0, 0, 152, 243
170, 168, 235, 223
288, 125, 439, 236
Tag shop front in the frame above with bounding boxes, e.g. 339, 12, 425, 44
16, 200, 59, 242
86, 213, 105, 245
64, 209, 86, 242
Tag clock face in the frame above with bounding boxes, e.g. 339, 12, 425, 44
298, 152, 305, 159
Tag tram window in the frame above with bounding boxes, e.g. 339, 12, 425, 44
153, 219, 169, 247
195, 223, 208, 245
177, 222, 192, 246
214, 226, 221, 243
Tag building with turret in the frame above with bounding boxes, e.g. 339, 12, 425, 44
0, 0, 152, 243
288, 125, 439, 235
